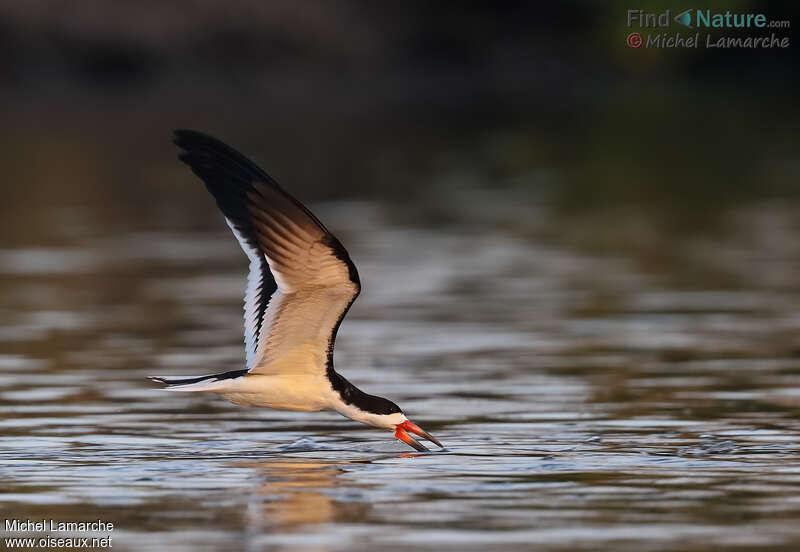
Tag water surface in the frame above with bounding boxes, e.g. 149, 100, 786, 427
2, 198, 800, 552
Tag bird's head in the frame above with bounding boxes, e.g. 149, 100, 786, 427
338, 395, 443, 451
330, 376, 444, 452
379, 399, 443, 452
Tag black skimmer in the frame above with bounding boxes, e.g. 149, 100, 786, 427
149, 130, 443, 452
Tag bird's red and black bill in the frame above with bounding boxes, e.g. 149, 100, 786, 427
395, 420, 443, 452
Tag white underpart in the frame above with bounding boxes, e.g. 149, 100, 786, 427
163, 370, 407, 429
331, 402, 408, 429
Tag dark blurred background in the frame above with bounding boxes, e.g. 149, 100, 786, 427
0, 0, 798, 266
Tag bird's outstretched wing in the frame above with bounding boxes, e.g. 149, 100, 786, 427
173, 130, 360, 374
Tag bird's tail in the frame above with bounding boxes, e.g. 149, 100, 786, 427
147, 369, 248, 392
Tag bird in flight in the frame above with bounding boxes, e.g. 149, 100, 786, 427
149, 130, 443, 452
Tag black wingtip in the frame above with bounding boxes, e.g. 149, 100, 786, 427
174, 128, 212, 141
172, 129, 273, 184
173, 128, 196, 145
173, 129, 227, 152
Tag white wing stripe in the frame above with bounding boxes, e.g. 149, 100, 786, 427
226, 218, 272, 369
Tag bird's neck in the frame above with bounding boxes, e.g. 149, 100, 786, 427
326, 368, 382, 411
326, 368, 406, 429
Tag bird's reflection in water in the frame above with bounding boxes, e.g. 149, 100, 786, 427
236, 459, 368, 532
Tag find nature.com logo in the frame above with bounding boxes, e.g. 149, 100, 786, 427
626, 8, 791, 49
